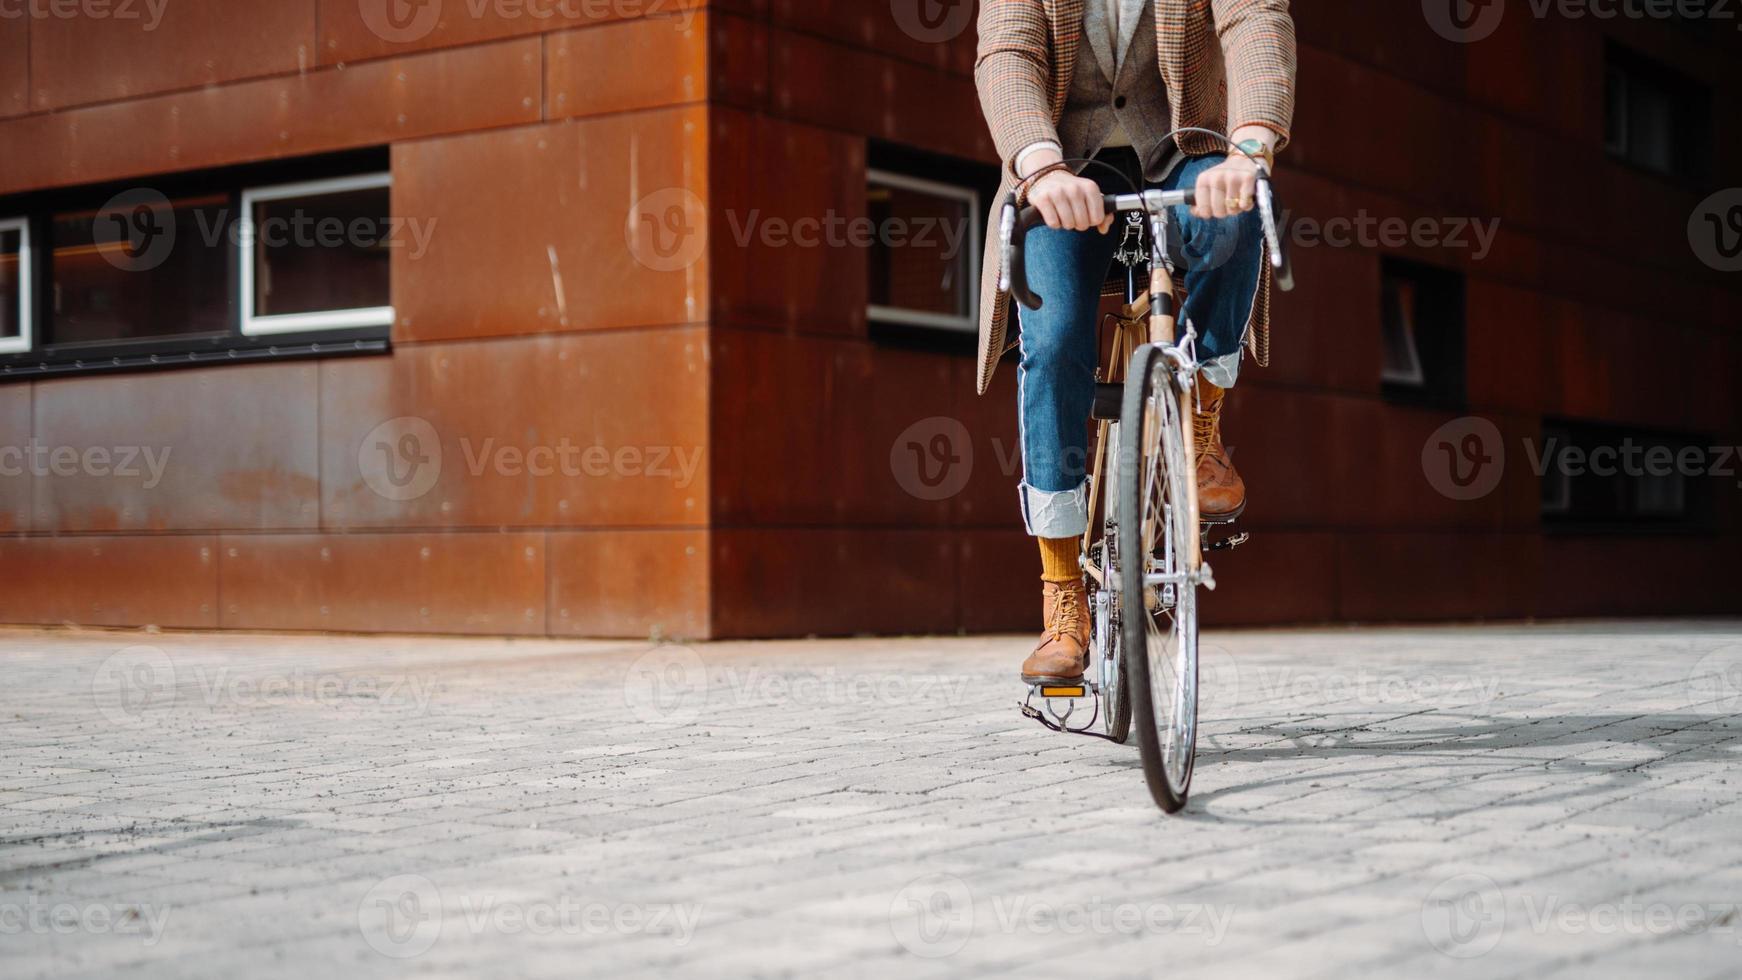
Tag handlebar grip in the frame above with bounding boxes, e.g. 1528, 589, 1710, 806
1007, 189, 1201, 311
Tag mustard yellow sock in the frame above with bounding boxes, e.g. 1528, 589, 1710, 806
1037, 536, 1083, 583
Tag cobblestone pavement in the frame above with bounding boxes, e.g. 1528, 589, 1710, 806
3, 623, 1742, 979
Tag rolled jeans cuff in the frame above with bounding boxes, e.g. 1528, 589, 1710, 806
1020, 481, 1090, 538
1201, 350, 1243, 390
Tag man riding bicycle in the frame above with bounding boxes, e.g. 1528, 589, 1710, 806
972, 0, 1297, 683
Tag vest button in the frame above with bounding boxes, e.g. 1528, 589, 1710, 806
1115, 96, 1128, 109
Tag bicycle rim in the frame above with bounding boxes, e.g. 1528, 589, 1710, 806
1119, 344, 1199, 813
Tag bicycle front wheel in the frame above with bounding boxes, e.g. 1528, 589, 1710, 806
1118, 343, 1200, 813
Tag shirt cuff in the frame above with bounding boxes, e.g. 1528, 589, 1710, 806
1014, 140, 1064, 179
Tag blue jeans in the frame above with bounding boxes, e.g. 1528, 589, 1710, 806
1016, 153, 1263, 539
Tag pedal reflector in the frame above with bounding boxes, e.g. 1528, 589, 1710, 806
1039, 685, 1087, 699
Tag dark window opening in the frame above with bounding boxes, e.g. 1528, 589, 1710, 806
866, 142, 999, 353
1539, 419, 1709, 530
50, 192, 233, 347
1604, 43, 1712, 183
1380, 257, 1465, 409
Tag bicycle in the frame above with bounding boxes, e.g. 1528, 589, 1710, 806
1003, 132, 1292, 812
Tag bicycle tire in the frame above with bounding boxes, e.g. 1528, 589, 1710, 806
1118, 343, 1200, 813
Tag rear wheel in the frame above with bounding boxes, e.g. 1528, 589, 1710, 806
1118, 344, 1200, 813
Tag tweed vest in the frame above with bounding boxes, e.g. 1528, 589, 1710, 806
1057, 0, 1175, 179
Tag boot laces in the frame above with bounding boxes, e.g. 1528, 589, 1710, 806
1049, 585, 1085, 641
1193, 398, 1223, 466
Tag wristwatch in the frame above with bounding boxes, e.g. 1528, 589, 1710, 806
1235, 138, 1275, 172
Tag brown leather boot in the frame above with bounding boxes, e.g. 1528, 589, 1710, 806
1020, 579, 1091, 682
1194, 380, 1247, 521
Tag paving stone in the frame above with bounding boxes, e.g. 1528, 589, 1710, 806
3, 623, 1740, 977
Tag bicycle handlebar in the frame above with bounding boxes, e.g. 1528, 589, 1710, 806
999, 174, 1294, 313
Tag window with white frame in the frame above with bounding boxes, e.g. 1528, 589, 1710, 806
0, 149, 395, 379
0, 218, 29, 355
240, 173, 394, 335
866, 169, 979, 333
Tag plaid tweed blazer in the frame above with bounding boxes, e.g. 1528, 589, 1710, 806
973, 0, 1297, 395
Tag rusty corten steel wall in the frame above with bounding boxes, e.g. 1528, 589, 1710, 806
0, 2, 714, 637
0, 2, 1738, 638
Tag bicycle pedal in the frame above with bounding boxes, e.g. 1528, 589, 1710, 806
1025, 681, 1094, 699
1205, 531, 1250, 552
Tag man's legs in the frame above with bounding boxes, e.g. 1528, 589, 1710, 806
1014, 215, 1117, 681
1161, 154, 1266, 519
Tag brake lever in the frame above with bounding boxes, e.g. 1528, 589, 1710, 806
1254, 168, 1294, 292
997, 199, 1017, 292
